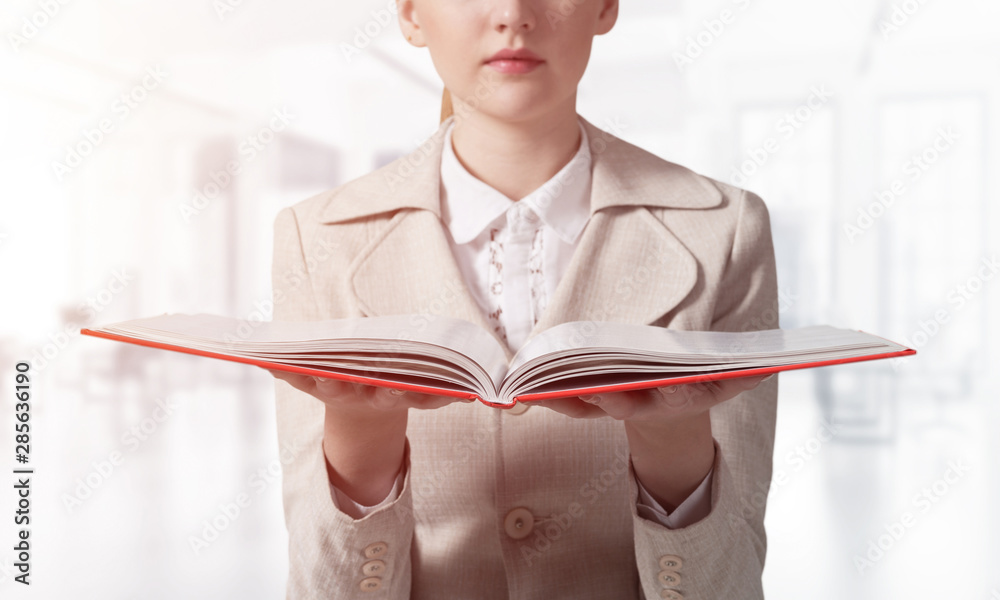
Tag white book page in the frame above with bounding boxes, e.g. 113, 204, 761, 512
510, 322, 903, 370
501, 321, 906, 399
98, 313, 510, 400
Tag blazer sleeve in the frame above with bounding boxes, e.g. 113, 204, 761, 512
330, 466, 406, 519
271, 206, 417, 599
629, 189, 779, 600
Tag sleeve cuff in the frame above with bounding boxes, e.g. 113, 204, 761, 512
635, 460, 714, 529
329, 454, 407, 520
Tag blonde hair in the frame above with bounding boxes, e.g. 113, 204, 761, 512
440, 87, 453, 124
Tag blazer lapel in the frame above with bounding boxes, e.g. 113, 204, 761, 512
320, 113, 723, 362
528, 116, 723, 337
334, 120, 512, 358
528, 207, 698, 337
347, 207, 510, 358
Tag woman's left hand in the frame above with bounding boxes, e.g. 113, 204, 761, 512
526, 373, 772, 427
527, 373, 774, 511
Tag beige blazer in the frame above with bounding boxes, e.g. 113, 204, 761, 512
271, 114, 779, 599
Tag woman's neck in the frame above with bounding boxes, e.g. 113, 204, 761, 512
447, 103, 583, 202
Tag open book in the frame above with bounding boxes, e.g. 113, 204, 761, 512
80, 313, 915, 408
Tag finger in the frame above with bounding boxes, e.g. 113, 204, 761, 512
581, 391, 640, 420
369, 386, 403, 411
531, 397, 606, 419
668, 376, 760, 408
731, 373, 770, 390
313, 376, 351, 399
409, 393, 468, 410
373, 388, 456, 410
658, 383, 700, 409
713, 375, 769, 399
270, 370, 317, 395
267, 369, 303, 384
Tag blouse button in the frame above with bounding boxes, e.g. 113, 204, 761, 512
659, 555, 683, 570
362, 541, 388, 559
503, 507, 534, 540
522, 204, 538, 222
659, 590, 685, 599
359, 577, 382, 592
657, 570, 682, 587
361, 559, 386, 576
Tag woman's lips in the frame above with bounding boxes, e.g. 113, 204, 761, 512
485, 58, 543, 74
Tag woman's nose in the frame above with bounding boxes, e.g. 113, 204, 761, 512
490, 0, 537, 34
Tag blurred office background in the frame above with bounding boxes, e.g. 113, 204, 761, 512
0, 0, 997, 597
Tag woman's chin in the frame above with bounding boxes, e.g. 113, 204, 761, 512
455, 93, 564, 123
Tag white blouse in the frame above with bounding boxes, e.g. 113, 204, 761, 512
329, 115, 713, 529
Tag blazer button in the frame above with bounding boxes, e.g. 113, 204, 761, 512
657, 570, 682, 587
363, 541, 388, 559
503, 507, 534, 540
659, 555, 683, 571
359, 577, 382, 592
361, 559, 386, 576
659, 590, 684, 599
506, 401, 530, 415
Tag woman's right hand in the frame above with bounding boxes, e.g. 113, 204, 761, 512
266, 369, 473, 415
268, 369, 471, 506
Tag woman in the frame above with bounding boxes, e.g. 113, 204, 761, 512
269, 1, 778, 598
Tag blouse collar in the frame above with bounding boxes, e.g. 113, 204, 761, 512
439, 116, 592, 245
